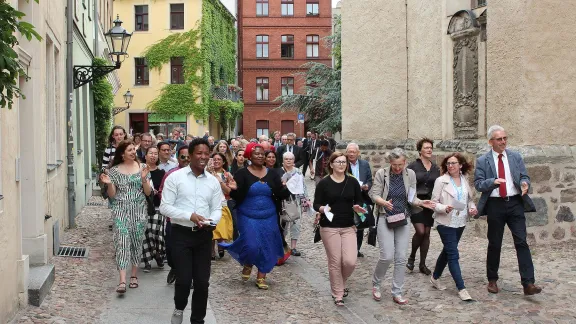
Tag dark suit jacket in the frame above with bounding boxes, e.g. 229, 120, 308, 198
276, 145, 304, 168
474, 149, 535, 216
348, 159, 373, 206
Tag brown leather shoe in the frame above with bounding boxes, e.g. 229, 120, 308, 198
523, 284, 542, 295
487, 281, 499, 294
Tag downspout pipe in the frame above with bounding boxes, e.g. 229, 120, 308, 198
66, 0, 77, 228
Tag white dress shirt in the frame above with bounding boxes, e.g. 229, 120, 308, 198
490, 150, 520, 197
349, 161, 360, 180
159, 166, 224, 228
159, 159, 178, 172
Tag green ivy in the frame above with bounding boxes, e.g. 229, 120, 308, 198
93, 57, 114, 166
0, 0, 42, 109
143, 0, 242, 128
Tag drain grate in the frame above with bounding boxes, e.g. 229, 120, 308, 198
87, 200, 107, 206
57, 246, 88, 258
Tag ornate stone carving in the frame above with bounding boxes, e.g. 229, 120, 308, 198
449, 10, 480, 139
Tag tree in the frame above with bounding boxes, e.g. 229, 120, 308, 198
0, 0, 42, 109
274, 14, 341, 133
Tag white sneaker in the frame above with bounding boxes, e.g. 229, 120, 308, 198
171, 309, 184, 324
372, 285, 382, 301
430, 276, 447, 291
458, 289, 473, 301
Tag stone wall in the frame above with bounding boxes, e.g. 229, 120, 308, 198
337, 139, 576, 245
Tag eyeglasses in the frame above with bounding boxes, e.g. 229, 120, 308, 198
446, 162, 459, 166
179, 155, 189, 160
332, 161, 347, 165
491, 137, 507, 142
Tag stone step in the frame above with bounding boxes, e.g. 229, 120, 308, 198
28, 264, 55, 306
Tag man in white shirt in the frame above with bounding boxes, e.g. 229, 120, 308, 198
160, 138, 224, 324
158, 142, 178, 172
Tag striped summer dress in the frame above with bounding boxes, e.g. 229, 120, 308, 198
108, 163, 150, 270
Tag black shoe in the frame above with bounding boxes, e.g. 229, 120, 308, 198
406, 258, 415, 272
155, 256, 164, 268
291, 248, 302, 256
419, 264, 432, 276
190, 282, 194, 290
108, 224, 113, 231
143, 264, 152, 273
357, 251, 364, 258
211, 256, 216, 261
167, 269, 176, 284
218, 250, 225, 258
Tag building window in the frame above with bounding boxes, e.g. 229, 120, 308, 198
135, 5, 149, 31
281, 35, 294, 58
256, 120, 269, 137
281, 120, 294, 134
256, 77, 269, 101
171, 57, 185, 84
88, 0, 92, 21
306, 35, 319, 58
281, 77, 294, 96
256, 35, 269, 58
82, 13, 86, 37
307, 0, 319, 16
170, 3, 184, 30
135, 57, 150, 85
46, 40, 60, 166
471, 0, 487, 8
281, 0, 294, 16
256, 0, 268, 17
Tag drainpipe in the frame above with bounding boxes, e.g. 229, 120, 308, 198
93, 0, 98, 55
66, 0, 77, 228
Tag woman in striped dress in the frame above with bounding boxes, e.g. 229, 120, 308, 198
100, 140, 152, 294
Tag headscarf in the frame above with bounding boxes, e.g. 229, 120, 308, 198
244, 142, 263, 160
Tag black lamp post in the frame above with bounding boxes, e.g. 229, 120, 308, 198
73, 15, 132, 89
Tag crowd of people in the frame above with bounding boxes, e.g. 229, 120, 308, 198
98, 124, 542, 323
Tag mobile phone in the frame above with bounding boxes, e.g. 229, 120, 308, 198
200, 220, 216, 226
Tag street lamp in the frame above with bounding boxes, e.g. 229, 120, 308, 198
123, 89, 133, 108
73, 15, 132, 89
113, 89, 135, 115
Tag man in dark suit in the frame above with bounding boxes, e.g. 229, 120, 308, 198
276, 132, 304, 168
346, 143, 373, 258
303, 132, 318, 177
474, 125, 541, 296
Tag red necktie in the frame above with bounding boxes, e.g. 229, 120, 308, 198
498, 154, 507, 198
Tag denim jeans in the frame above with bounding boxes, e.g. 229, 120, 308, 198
433, 225, 465, 290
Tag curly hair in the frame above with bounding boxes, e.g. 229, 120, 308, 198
416, 137, 434, 152
440, 153, 472, 175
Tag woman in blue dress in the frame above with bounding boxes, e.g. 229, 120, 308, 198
220, 143, 290, 290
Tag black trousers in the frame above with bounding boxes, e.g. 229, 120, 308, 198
302, 154, 310, 176
486, 195, 535, 286
172, 224, 213, 323
356, 229, 364, 251
165, 219, 174, 268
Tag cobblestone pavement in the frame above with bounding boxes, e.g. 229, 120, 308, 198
11, 177, 576, 324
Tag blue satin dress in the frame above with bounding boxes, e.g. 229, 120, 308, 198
220, 178, 285, 273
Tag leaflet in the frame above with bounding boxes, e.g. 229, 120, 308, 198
324, 204, 334, 222
451, 198, 467, 211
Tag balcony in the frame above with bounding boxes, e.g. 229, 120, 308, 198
212, 84, 242, 102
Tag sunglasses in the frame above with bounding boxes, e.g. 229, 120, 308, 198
179, 155, 189, 160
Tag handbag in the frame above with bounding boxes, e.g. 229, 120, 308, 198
386, 212, 408, 229
367, 212, 379, 247
281, 197, 301, 222
145, 193, 156, 216
313, 223, 322, 243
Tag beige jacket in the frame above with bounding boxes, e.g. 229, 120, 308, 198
369, 167, 423, 216
431, 174, 476, 226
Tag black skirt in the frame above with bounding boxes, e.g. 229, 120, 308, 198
411, 194, 434, 227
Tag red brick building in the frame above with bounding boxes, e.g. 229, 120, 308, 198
238, 0, 333, 138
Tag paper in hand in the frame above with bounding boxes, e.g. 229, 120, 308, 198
451, 198, 467, 211
408, 188, 416, 203
358, 181, 364, 187
286, 173, 304, 195
324, 204, 334, 222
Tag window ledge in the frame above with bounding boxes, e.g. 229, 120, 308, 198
47, 160, 64, 172
281, 57, 295, 60
0, 195, 4, 200
133, 84, 151, 87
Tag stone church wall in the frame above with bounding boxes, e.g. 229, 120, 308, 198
336, 140, 576, 245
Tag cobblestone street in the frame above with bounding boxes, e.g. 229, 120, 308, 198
11, 178, 576, 324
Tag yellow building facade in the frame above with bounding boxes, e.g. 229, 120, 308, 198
113, 0, 226, 138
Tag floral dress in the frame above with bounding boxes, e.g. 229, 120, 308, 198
108, 163, 150, 270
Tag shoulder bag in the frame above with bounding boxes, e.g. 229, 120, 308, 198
281, 196, 301, 223
367, 212, 379, 246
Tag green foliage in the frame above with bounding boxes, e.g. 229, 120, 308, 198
209, 99, 244, 132
143, 0, 241, 129
274, 17, 342, 133
93, 57, 114, 166
0, 0, 42, 109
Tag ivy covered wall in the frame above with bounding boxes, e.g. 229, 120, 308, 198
143, 0, 242, 134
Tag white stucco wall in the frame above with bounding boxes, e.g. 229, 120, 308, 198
407, 0, 443, 140
487, 1, 576, 145
341, 0, 407, 140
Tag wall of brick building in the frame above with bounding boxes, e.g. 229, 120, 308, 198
238, 0, 333, 139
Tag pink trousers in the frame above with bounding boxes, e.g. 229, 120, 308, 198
320, 226, 358, 299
